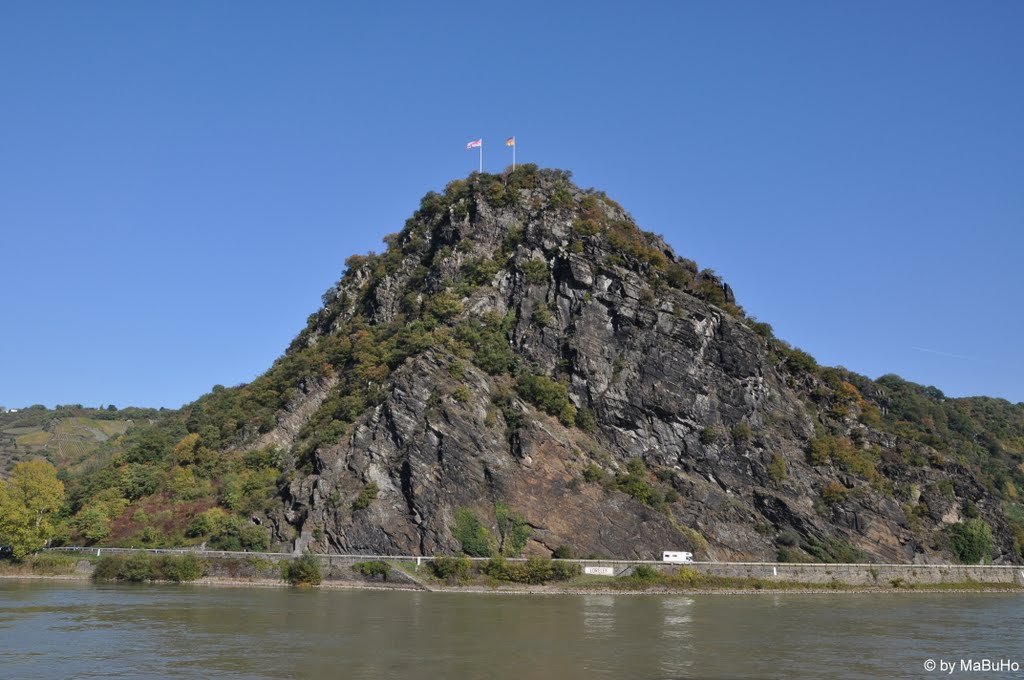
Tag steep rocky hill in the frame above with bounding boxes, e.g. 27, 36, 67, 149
62, 166, 1024, 564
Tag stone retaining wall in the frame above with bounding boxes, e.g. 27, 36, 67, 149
65, 551, 427, 589
629, 561, 1024, 587
48, 549, 1024, 588
199, 554, 428, 588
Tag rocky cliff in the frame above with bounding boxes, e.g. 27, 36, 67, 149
211, 166, 1021, 564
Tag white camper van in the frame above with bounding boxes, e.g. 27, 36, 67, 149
662, 551, 694, 564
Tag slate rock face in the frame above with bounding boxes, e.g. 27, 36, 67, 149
252, 168, 1013, 563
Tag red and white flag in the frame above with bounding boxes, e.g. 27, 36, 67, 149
466, 139, 482, 149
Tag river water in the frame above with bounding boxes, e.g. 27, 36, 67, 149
1, 580, 1021, 679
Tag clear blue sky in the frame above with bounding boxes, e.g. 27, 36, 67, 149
2, 1, 1022, 409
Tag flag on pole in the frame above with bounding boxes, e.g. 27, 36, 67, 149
506, 136, 516, 170
505, 137, 515, 146
467, 138, 483, 172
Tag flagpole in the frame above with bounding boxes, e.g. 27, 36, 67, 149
512, 139, 516, 171
479, 142, 483, 173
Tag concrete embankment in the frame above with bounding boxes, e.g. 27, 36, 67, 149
32, 548, 434, 590
686, 561, 1024, 587
506, 558, 1024, 588
29, 548, 1024, 590
201, 552, 431, 590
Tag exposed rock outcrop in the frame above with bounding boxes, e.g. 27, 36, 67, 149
238, 167, 1018, 564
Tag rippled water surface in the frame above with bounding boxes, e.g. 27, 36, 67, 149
1, 580, 1022, 679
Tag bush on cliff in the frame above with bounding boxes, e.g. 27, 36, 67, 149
495, 502, 532, 557
516, 373, 576, 426
948, 519, 993, 564
452, 507, 496, 557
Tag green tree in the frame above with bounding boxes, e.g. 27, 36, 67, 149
0, 460, 66, 558
948, 519, 993, 564
73, 504, 112, 543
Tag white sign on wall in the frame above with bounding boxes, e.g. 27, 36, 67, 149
584, 566, 616, 576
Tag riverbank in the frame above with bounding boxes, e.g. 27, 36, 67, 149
3, 572, 1022, 595
3, 552, 1023, 595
